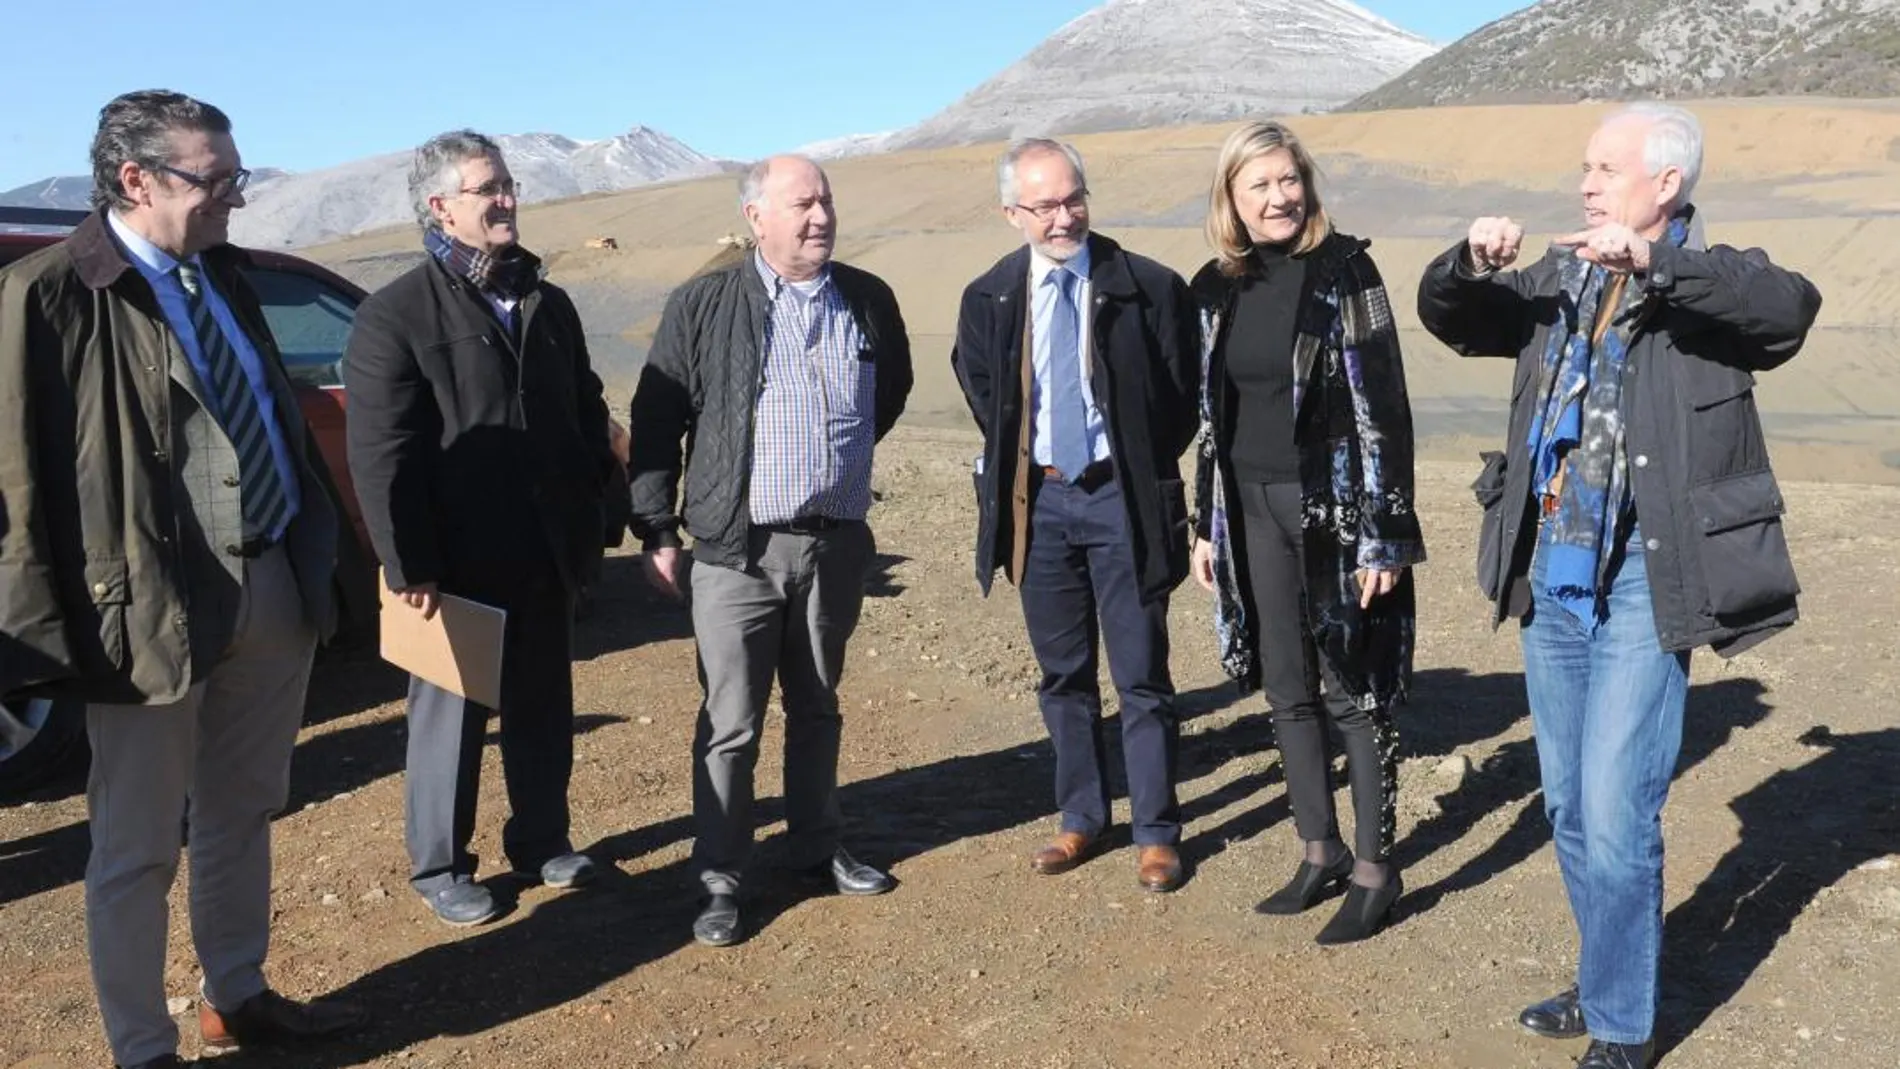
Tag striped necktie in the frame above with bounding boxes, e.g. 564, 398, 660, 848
174, 261, 291, 539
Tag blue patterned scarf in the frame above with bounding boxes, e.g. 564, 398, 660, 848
1528, 212, 1690, 624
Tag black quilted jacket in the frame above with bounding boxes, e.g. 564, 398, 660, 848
626, 256, 912, 568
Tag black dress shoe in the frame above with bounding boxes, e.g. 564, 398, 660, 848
1315, 872, 1402, 945
1519, 984, 1586, 1039
806, 847, 895, 896
1253, 851, 1354, 915
1576, 1038, 1654, 1069
693, 894, 744, 947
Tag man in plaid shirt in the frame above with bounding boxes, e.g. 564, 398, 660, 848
629, 155, 913, 948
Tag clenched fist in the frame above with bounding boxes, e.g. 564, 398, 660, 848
1554, 223, 1651, 274
1465, 216, 1525, 272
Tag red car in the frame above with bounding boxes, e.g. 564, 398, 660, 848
0, 206, 378, 795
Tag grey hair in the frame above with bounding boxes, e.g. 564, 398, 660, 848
409, 129, 502, 231
89, 90, 233, 212
1608, 102, 1704, 205
996, 138, 1087, 206
738, 158, 772, 212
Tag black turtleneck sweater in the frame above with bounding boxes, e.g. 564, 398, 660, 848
1223, 244, 1306, 485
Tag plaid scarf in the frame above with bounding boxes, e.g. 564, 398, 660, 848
1528, 211, 1691, 625
423, 228, 543, 301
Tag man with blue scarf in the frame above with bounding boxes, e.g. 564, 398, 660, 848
1418, 104, 1821, 1069
345, 131, 620, 928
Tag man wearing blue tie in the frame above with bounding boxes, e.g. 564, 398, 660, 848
952, 139, 1201, 893
0, 90, 362, 1068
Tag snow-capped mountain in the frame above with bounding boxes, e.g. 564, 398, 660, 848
228, 127, 724, 248
889, 0, 1439, 149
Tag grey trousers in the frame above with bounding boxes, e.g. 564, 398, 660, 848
84, 545, 315, 1066
405, 576, 575, 895
689, 522, 873, 896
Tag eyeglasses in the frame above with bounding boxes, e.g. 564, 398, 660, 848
158, 164, 251, 201
459, 179, 522, 200
1011, 190, 1090, 222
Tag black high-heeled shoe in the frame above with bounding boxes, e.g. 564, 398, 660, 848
1315, 871, 1402, 945
1252, 850, 1354, 915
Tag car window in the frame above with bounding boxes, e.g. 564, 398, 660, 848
245, 267, 357, 388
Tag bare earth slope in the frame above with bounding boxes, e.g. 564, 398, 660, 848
3, 441, 1897, 1068
312, 98, 1900, 484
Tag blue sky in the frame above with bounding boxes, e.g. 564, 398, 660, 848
0, 0, 1523, 190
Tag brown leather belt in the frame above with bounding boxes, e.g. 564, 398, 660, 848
1039, 459, 1115, 493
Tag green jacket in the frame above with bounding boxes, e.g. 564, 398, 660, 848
0, 211, 338, 705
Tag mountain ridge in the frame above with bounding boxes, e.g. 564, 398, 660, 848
1350, 0, 1900, 110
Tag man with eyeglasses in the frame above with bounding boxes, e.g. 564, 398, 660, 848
951, 138, 1200, 893
344, 130, 619, 929
0, 90, 363, 1068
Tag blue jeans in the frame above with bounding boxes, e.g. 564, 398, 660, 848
1521, 530, 1689, 1045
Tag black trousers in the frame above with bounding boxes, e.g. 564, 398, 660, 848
1237, 480, 1397, 861
404, 568, 577, 894
1019, 475, 1180, 845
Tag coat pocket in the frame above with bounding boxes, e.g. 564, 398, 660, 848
82, 558, 132, 671
1688, 468, 1800, 618
1471, 451, 1509, 601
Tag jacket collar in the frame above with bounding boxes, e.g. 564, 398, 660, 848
67, 208, 252, 292
1191, 229, 1368, 310
972, 232, 1141, 300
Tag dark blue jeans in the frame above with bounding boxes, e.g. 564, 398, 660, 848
1521, 530, 1689, 1045
1019, 476, 1180, 845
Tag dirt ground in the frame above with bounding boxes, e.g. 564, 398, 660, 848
4, 427, 1898, 1069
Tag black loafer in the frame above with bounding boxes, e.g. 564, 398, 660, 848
1576, 1038, 1653, 1069
1315, 872, 1402, 945
1519, 983, 1586, 1040
806, 847, 895, 896
1253, 851, 1354, 915
693, 894, 744, 947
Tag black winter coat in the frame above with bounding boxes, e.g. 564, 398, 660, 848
343, 256, 616, 595
1416, 219, 1822, 654
952, 233, 1200, 604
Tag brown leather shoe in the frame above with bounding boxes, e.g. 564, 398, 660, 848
199, 988, 366, 1053
1137, 845, 1183, 892
1030, 831, 1096, 875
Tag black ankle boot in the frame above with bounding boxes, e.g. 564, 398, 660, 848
1253, 850, 1354, 915
1518, 983, 1585, 1039
1314, 871, 1402, 944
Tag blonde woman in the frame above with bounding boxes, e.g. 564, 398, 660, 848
1189, 121, 1423, 943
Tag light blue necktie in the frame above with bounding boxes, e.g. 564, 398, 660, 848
1046, 265, 1090, 482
